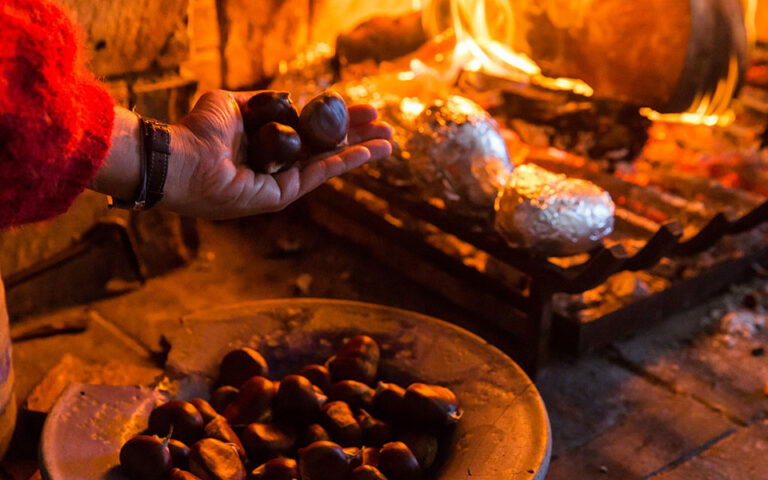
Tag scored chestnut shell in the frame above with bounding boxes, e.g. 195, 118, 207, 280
403, 383, 462, 427
119, 435, 172, 480
243, 91, 300, 132
248, 122, 304, 174
218, 348, 269, 388
298, 91, 349, 152
148, 400, 204, 445
378, 442, 421, 480
298, 441, 351, 480
190, 438, 246, 480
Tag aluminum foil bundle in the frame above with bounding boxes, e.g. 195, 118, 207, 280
406, 95, 514, 213
495, 164, 615, 256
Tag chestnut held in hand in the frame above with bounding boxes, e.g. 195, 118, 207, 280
243, 91, 300, 132
298, 91, 349, 152
249, 122, 304, 174
119, 435, 172, 480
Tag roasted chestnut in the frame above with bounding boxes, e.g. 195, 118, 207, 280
330, 380, 375, 411
223, 376, 277, 425
243, 91, 300, 132
372, 382, 406, 422
168, 439, 191, 470
241, 422, 297, 463
273, 375, 327, 423
361, 446, 380, 467
297, 441, 351, 480
344, 446, 363, 469
119, 435, 171, 480
190, 438, 246, 480
350, 465, 388, 480
399, 432, 438, 470
249, 122, 304, 174
378, 442, 421, 480
211, 385, 239, 413
403, 383, 461, 427
298, 91, 349, 152
320, 401, 362, 447
299, 364, 333, 394
248, 457, 299, 480
204, 415, 247, 460
357, 409, 392, 447
327, 336, 380, 385
190, 398, 221, 425
219, 348, 269, 388
148, 400, 204, 445
170, 468, 203, 480
301, 423, 331, 447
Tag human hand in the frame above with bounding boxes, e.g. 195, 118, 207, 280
92, 90, 392, 219
161, 90, 392, 219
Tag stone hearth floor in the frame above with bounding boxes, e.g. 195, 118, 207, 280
2, 204, 767, 479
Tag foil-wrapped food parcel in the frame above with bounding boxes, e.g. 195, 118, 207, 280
341, 78, 615, 256
495, 164, 615, 256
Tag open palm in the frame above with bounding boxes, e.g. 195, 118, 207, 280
162, 90, 392, 219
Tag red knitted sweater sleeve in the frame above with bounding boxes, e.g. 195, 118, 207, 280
0, 0, 115, 229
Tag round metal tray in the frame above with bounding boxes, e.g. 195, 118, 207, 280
41, 299, 551, 479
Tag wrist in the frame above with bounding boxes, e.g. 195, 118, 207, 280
91, 107, 142, 199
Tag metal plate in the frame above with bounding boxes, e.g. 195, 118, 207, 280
41, 299, 551, 479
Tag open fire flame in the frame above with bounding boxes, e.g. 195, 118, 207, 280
418, 0, 757, 127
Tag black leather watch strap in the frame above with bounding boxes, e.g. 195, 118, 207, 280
108, 115, 170, 211
141, 118, 170, 209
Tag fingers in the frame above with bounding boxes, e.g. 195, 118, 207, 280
293, 145, 372, 199
348, 104, 379, 125
348, 121, 393, 144
361, 139, 392, 161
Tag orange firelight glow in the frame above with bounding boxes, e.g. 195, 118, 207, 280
421, 0, 756, 127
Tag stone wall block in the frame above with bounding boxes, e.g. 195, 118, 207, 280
132, 76, 199, 123
220, 0, 311, 89
60, 0, 190, 77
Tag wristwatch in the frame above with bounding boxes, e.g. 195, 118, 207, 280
109, 116, 170, 210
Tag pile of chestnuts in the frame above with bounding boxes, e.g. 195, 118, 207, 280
119, 335, 462, 480
243, 90, 349, 174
